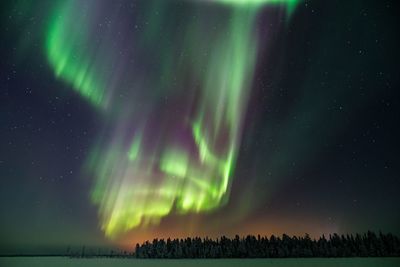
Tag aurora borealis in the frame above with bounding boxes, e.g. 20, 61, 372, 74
44, 0, 300, 239
1, 0, 400, 254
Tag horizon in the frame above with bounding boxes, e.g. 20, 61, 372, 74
2, 231, 398, 256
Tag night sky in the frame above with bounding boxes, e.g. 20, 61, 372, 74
1, 0, 399, 254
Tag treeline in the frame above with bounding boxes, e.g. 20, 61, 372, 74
134, 231, 400, 258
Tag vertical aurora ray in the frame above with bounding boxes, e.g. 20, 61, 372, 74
46, 1, 105, 107
45, 0, 300, 239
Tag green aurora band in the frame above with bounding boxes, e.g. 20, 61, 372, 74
45, 0, 300, 239
46, 3, 106, 108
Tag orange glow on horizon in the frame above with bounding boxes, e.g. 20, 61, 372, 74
114, 214, 340, 251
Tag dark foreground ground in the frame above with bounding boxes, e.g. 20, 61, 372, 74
0, 257, 399, 267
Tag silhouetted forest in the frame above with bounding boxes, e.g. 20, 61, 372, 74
134, 231, 400, 258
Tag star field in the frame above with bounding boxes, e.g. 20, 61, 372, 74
0, 0, 399, 254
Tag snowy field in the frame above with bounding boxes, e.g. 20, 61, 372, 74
1, 257, 399, 267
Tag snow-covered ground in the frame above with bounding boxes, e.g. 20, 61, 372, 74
1, 257, 399, 267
